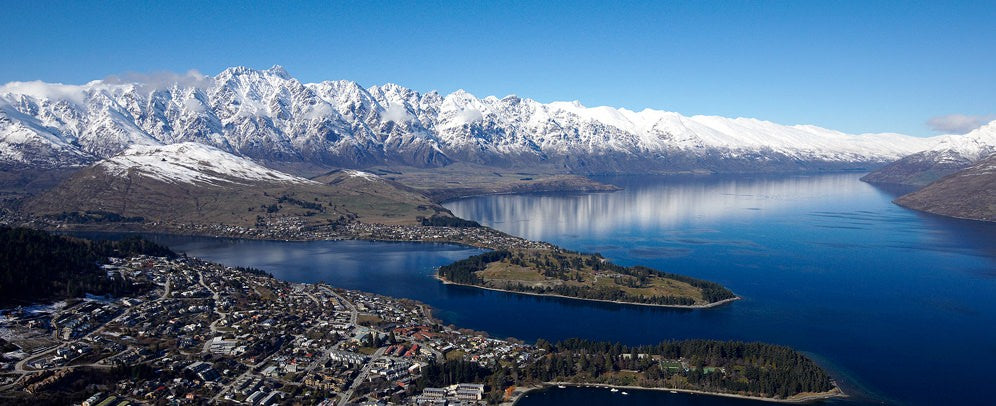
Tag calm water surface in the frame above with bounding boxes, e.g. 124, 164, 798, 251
147, 173, 995, 406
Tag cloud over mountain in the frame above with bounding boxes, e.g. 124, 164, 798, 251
926, 114, 996, 134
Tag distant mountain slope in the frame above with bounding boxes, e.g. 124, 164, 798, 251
26, 142, 445, 228
861, 121, 996, 186
894, 154, 996, 222
1, 66, 937, 174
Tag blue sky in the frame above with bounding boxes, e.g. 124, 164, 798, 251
1, 1, 993, 136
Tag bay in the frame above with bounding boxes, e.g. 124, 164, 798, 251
139, 172, 995, 405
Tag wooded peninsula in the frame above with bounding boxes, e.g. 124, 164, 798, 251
417, 338, 841, 403
437, 248, 737, 308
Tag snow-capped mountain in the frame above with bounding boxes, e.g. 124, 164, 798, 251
861, 121, 996, 186
25, 141, 445, 227
0, 66, 939, 173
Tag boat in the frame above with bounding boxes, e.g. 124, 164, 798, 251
621, 392, 628, 395
670, 390, 678, 394
610, 388, 619, 392
557, 385, 566, 389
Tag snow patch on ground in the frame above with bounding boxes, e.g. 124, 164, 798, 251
99, 142, 315, 186
343, 169, 379, 181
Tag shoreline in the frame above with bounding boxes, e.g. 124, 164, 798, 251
432, 185, 621, 204
511, 382, 845, 405
41, 226, 742, 311
435, 274, 740, 309
892, 200, 996, 224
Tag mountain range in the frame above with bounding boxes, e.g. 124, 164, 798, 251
3, 66, 994, 224
1, 66, 938, 174
861, 121, 996, 186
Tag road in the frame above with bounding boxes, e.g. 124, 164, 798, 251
5, 274, 177, 387
209, 287, 321, 404
315, 285, 391, 406
320, 285, 357, 326
198, 270, 229, 338
337, 346, 387, 406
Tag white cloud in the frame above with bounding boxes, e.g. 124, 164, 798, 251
0, 81, 87, 104
0, 70, 213, 105
182, 96, 206, 113
457, 108, 484, 124
926, 114, 996, 134
101, 69, 212, 90
381, 103, 412, 123
302, 102, 334, 121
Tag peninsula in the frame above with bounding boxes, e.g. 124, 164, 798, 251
0, 143, 739, 309
438, 249, 737, 308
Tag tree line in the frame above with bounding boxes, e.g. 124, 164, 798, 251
436, 250, 510, 284
412, 338, 834, 404
419, 215, 482, 228
524, 338, 835, 399
0, 227, 175, 306
52, 210, 145, 224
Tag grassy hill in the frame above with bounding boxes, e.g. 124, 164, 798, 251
23, 150, 456, 232
895, 155, 996, 222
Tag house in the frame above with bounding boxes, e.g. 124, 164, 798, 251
186, 361, 220, 382
455, 383, 485, 401
420, 387, 446, 399
82, 392, 105, 406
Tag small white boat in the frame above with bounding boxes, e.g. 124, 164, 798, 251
621, 392, 628, 395
669, 390, 678, 394
610, 388, 619, 392
557, 385, 566, 389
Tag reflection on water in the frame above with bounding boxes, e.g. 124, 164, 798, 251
112, 172, 996, 406
447, 173, 996, 265
443, 173, 996, 406
449, 174, 878, 241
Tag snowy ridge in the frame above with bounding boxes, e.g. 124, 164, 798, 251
98, 142, 313, 186
860, 120, 996, 186
343, 170, 380, 181
0, 66, 944, 172
920, 121, 996, 162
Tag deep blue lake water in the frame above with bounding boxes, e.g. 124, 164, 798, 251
140, 173, 995, 405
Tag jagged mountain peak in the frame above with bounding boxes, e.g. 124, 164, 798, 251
266, 65, 291, 79
0, 66, 945, 173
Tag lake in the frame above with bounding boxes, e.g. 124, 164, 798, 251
145, 172, 995, 405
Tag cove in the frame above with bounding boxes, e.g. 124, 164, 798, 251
136, 172, 995, 405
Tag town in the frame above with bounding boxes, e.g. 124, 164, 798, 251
0, 209, 553, 252
0, 254, 541, 405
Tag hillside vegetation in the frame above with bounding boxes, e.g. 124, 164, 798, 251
419, 338, 836, 402
894, 155, 996, 222
0, 227, 174, 306
26, 166, 453, 231
438, 248, 736, 306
